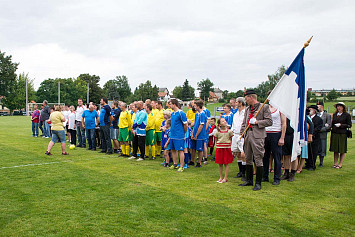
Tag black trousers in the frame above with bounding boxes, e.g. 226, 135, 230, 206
263, 132, 282, 181
100, 125, 113, 153
95, 128, 101, 147
307, 138, 320, 169
69, 129, 77, 145
132, 135, 145, 158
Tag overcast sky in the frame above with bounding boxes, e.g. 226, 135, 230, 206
1, 0, 354, 93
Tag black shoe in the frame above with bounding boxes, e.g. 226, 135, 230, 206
99, 151, 106, 153
288, 173, 295, 182
92, 148, 96, 151
106, 152, 113, 155
272, 180, 280, 185
236, 172, 243, 178
76, 145, 82, 148
241, 176, 247, 182
319, 164, 323, 167
239, 181, 253, 186
253, 183, 261, 191
81, 145, 86, 148
87, 148, 92, 150
195, 163, 202, 168
262, 177, 269, 182
308, 167, 314, 171
163, 163, 169, 167
188, 161, 195, 166
280, 173, 289, 180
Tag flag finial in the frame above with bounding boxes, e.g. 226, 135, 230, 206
304, 36, 313, 48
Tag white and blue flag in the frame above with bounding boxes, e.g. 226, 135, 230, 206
267, 48, 308, 161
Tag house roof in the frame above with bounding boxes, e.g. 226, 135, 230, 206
214, 88, 223, 93
209, 91, 219, 99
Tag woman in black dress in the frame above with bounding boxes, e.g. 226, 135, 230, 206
329, 102, 352, 168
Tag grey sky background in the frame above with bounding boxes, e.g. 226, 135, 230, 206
1, 0, 354, 93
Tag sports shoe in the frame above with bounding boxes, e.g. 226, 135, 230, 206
203, 160, 209, 165
137, 158, 145, 161
188, 161, 195, 166
169, 164, 178, 170
128, 156, 136, 160
163, 163, 169, 167
183, 164, 189, 169
45, 151, 52, 156
177, 167, 184, 172
195, 163, 202, 168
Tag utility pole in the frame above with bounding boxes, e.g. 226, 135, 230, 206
26, 78, 28, 116
58, 81, 60, 105
87, 83, 90, 104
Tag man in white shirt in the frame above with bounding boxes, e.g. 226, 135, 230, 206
231, 97, 246, 180
76, 98, 87, 148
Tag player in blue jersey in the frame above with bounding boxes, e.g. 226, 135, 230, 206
221, 104, 233, 129
168, 99, 188, 172
190, 100, 207, 167
230, 98, 239, 115
202, 105, 211, 164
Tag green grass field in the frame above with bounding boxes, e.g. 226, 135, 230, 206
0, 117, 354, 236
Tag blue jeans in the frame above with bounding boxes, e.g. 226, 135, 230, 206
76, 121, 86, 147
86, 128, 96, 149
51, 130, 66, 144
32, 122, 39, 136
43, 121, 51, 137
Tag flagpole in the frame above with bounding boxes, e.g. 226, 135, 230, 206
240, 36, 313, 139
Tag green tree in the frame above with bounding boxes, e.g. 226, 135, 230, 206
3, 73, 36, 112
327, 89, 339, 101
181, 79, 195, 101
133, 80, 158, 101
197, 78, 214, 101
255, 65, 287, 101
36, 78, 87, 106
78, 73, 104, 103
103, 75, 132, 101
172, 86, 182, 99
0, 50, 19, 98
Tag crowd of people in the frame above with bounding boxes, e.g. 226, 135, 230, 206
30, 90, 352, 191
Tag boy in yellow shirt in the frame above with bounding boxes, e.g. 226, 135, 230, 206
154, 101, 165, 157
118, 102, 132, 157
145, 104, 156, 159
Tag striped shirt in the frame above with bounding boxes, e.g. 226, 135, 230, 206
31, 110, 40, 123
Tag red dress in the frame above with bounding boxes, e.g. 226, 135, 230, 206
214, 129, 234, 165
208, 125, 216, 148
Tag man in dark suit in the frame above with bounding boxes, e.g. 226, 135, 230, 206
306, 105, 323, 170
317, 102, 332, 167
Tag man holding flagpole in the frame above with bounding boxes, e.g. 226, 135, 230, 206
239, 89, 272, 191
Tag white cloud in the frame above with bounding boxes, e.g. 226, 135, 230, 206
2, 0, 355, 94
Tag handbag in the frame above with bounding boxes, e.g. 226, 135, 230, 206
346, 128, 352, 138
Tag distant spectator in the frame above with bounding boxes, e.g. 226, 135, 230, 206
45, 105, 68, 155
38, 104, 44, 136
76, 98, 87, 148
329, 102, 352, 169
68, 105, 76, 145
82, 104, 99, 151
40, 100, 51, 138
31, 104, 40, 137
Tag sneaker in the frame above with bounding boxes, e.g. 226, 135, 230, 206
45, 151, 52, 156
188, 161, 195, 166
169, 164, 178, 170
195, 163, 202, 168
128, 156, 136, 160
203, 160, 209, 165
177, 167, 184, 172
137, 158, 145, 161
183, 164, 189, 169
163, 163, 169, 167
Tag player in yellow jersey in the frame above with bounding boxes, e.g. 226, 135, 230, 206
154, 101, 165, 157
186, 102, 197, 124
166, 100, 173, 112
118, 102, 132, 157
145, 104, 156, 159
129, 103, 137, 155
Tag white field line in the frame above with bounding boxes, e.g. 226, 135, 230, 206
0, 160, 73, 169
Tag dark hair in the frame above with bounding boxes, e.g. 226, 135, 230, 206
102, 97, 108, 104
217, 118, 222, 125
166, 119, 171, 126
195, 100, 204, 109
170, 99, 179, 107
113, 101, 119, 107
211, 118, 216, 121
224, 104, 231, 110
78, 98, 83, 102
146, 104, 152, 111
157, 101, 163, 106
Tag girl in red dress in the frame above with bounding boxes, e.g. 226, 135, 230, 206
215, 118, 234, 183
